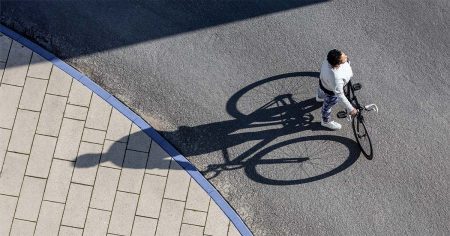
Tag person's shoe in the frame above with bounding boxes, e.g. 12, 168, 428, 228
315, 94, 324, 102
321, 120, 342, 130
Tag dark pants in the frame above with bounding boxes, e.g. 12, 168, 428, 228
317, 88, 338, 122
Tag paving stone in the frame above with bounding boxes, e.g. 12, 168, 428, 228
10, 219, 36, 236
26, 134, 57, 178
105, 109, 131, 143
85, 94, 111, 131
68, 79, 91, 107
0, 194, 17, 236
44, 159, 73, 203
204, 200, 229, 236
27, 52, 52, 79
146, 141, 171, 177
0, 128, 11, 174
15, 176, 46, 221
19, 77, 47, 111
155, 199, 185, 236
62, 183, 92, 228
186, 179, 210, 212
64, 104, 88, 120
54, 118, 84, 161
136, 174, 166, 218
35, 201, 64, 236
82, 128, 106, 144
72, 142, 102, 185
180, 224, 204, 236
36, 94, 67, 136
228, 223, 242, 236
90, 167, 120, 211
118, 150, 147, 193
183, 209, 207, 226
0, 36, 243, 236
0, 84, 22, 129
8, 109, 39, 154
0, 34, 12, 62
0, 152, 28, 196
46, 66, 72, 96
108, 191, 139, 236
164, 160, 191, 201
59, 226, 83, 236
131, 216, 157, 236
127, 124, 151, 153
100, 140, 126, 169
1, 41, 32, 86
84, 208, 111, 236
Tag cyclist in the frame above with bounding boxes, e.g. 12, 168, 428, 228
316, 49, 357, 130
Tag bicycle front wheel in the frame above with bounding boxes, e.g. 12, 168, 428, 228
352, 116, 373, 159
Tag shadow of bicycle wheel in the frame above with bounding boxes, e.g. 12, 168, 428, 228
245, 135, 361, 185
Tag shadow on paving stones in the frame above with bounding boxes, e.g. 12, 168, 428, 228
73, 130, 180, 171
160, 72, 361, 185
74, 72, 360, 185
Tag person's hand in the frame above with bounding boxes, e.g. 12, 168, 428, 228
350, 108, 358, 117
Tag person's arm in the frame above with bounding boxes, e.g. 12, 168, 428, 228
334, 80, 355, 112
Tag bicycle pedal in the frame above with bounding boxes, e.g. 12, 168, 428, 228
352, 83, 362, 90
337, 111, 347, 118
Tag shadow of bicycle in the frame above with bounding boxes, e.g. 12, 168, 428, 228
74, 72, 360, 185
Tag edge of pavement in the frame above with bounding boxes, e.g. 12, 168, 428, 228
0, 24, 253, 236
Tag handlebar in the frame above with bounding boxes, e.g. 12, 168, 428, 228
337, 103, 379, 121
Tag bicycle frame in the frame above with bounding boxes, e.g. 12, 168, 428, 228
344, 81, 378, 119
345, 81, 361, 109
343, 80, 378, 159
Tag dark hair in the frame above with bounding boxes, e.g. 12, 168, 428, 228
327, 49, 342, 68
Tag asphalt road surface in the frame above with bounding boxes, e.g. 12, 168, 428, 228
2, 0, 449, 234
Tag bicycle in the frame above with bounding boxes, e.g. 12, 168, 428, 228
337, 81, 378, 160
199, 72, 362, 184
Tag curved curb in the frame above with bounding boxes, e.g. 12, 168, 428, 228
0, 24, 253, 236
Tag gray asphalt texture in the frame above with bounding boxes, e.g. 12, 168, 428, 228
2, 0, 449, 234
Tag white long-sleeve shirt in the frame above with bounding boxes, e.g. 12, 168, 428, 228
319, 59, 354, 111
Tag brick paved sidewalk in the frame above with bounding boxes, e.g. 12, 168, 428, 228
0, 33, 242, 236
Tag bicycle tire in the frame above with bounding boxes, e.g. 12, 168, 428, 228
352, 116, 373, 159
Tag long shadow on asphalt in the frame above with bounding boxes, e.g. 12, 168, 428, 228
74, 72, 360, 185
1, 0, 328, 63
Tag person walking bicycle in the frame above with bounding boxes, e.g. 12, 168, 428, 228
316, 49, 357, 130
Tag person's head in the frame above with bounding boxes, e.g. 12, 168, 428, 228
327, 49, 348, 68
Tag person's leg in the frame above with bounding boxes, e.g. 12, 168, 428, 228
321, 94, 338, 122
316, 87, 325, 102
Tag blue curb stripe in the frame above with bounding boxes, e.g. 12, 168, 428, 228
106, 96, 140, 122
0, 24, 253, 236
79, 76, 111, 101
52, 59, 83, 80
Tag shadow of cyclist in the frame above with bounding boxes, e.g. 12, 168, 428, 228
74, 71, 360, 185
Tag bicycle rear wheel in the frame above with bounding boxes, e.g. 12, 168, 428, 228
352, 116, 373, 159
